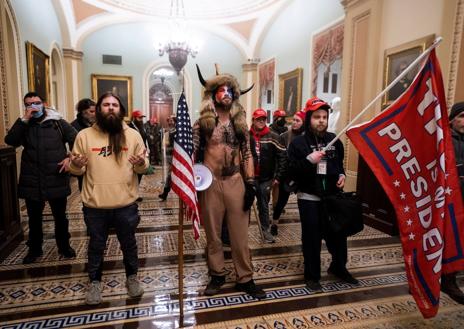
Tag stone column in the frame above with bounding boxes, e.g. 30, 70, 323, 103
62, 48, 83, 120
242, 62, 258, 126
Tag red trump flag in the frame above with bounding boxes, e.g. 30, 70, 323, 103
346, 49, 464, 318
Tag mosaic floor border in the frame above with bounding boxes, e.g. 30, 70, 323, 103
0, 245, 406, 314
1, 271, 412, 328
193, 294, 464, 329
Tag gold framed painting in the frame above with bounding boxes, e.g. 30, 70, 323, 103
383, 34, 435, 107
91, 74, 133, 119
278, 68, 303, 116
26, 42, 50, 104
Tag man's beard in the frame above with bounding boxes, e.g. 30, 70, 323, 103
214, 96, 232, 111
96, 111, 124, 134
313, 127, 327, 137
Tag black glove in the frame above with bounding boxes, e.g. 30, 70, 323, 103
243, 181, 256, 211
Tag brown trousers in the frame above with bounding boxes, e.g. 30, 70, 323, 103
199, 173, 253, 283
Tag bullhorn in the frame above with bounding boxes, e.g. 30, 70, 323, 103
193, 164, 213, 191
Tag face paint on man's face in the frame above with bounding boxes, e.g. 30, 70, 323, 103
215, 85, 233, 104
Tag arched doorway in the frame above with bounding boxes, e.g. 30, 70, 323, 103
1, 1, 22, 140
50, 47, 66, 119
149, 82, 173, 129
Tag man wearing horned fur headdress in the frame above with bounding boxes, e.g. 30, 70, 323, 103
193, 64, 266, 299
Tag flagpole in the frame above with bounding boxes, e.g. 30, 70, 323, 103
324, 36, 443, 150
178, 198, 185, 322
178, 67, 186, 324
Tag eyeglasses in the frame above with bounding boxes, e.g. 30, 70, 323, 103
25, 101, 42, 107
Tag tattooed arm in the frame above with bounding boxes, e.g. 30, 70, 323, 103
240, 132, 255, 183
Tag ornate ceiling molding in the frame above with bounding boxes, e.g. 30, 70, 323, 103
81, 0, 282, 20
63, 48, 84, 60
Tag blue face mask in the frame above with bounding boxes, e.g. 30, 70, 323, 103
30, 104, 44, 118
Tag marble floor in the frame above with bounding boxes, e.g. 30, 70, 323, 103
1, 172, 463, 328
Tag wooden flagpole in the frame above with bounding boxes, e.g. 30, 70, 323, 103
324, 36, 443, 150
178, 198, 185, 322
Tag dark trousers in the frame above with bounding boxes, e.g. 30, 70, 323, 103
297, 199, 348, 281
25, 197, 70, 252
256, 179, 273, 231
83, 203, 140, 281
273, 184, 290, 220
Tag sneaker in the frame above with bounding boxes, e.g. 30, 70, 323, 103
328, 267, 359, 284
270, 224, 278, 236
59, 246, 76, 259
441, 273, 464, 304
305, 280, 322, 291
262, 230, 275, 243
86, 281, 102, 305
235, 280, 266, 299
22, 250, 43, 264
204, 276, 225, 296
126, 274, 144, 297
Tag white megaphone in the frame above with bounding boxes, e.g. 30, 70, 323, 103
193, 164, 213, 191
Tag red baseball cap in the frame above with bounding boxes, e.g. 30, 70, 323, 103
132, 110, 145, 118
295, 110, 306, 121
273, 109, 286, 118
252, 108, 267, 119
304, 97, 330, 112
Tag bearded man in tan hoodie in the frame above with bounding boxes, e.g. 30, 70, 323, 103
69, 92, 149, 305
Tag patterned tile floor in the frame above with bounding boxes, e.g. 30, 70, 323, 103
2, 173, 464, 328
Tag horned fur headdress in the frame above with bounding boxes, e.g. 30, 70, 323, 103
196, 64, 253, 140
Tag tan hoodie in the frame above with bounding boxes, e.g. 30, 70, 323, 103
69, 123, 149, 209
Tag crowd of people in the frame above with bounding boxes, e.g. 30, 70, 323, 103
4, 71, 464, 306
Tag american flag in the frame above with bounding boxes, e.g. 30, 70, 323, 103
171, 92, 201, 239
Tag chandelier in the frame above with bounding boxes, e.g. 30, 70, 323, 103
158, 0, 198, 74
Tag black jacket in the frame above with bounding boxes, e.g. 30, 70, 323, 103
250, 128, 287, 182
128, 121, 148, 147
4, 109, 77, 200
71, 114, 91, 132
288, 131, 345, 197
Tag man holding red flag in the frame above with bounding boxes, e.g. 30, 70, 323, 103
346, 49, 464, 318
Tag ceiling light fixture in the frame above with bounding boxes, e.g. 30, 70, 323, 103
158, 0, 198, 74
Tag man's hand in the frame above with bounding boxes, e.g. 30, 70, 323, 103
307, 150, 325, 164
22, 107, 38, 121
58, 157, 71, 173
336, 174, 345, 189
243, 181, 256, 211
70, 153, 88, 169
129, 149, 147, 166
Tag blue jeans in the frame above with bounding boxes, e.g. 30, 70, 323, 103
83, 203, 140, 281
256, 179, 273, 231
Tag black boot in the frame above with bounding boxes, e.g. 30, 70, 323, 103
204, 275, 225, 296
158, 187, 170, 201
441, 272, 464, 304
23, 248, 43, 264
